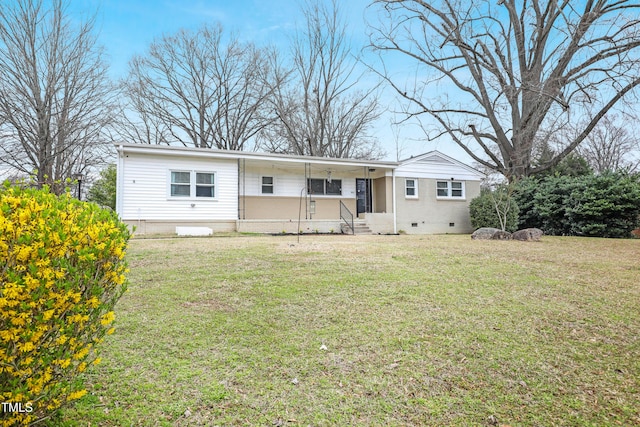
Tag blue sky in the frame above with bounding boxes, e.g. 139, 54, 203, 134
71, 0, 371, 77
66, 0, 468, 162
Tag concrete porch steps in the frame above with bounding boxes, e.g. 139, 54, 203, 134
341, 221, 373, 235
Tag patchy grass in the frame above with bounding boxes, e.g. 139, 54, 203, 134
55, 235, 639, 426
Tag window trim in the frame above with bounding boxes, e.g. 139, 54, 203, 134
436, 180, 465, 199
405, 178, 418, 199
168, 170, 217, 200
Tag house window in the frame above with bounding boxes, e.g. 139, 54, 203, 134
169, 171, 215, 198
195, 172, 215, 198
307, 178, 342, 195
326, 179, 342, 195
261, 176, 274, 194
405, 179, 417, 198
436, 181, 465, 198
171, 171, 191, 197
451, 181, 463, 197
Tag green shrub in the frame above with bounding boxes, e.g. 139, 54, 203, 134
531, 175, 579, 235
512, 173, 640, 238
566, 172, 640, 238
469, 187, 519, 232
512, 177, 540, 230
0, 184, 131, 426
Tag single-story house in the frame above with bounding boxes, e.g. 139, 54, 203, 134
114, 143, 484, 235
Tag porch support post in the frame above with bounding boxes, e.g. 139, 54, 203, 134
305, 162, 310, 220
115, 144, 124, 217
392, 169, 397, 234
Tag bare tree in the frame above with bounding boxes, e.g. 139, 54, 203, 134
369, 0, 640, 180
121, 24, 279, 151
260, 0, 383, 159
578, 115, 639, 173
0, 0, 115, 193
109, 86, 173, 146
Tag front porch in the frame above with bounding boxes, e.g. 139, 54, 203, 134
236, 155, 397, 234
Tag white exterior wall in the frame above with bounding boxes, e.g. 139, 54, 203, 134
395, 153, 484, 181
242, 165, 357, 198
118, 152, 238, 222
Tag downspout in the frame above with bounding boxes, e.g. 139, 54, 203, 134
392, 169, 397, 234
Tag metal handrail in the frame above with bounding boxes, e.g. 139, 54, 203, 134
340, 201, 355, 235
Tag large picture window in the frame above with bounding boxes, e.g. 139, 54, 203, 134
307, 178, 342, 195
169, 170, 216, 198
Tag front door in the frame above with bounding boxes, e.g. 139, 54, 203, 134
356, 178, 372, 216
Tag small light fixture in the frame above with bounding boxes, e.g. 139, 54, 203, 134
72, 173, 83, 199
327, 171, 332, 183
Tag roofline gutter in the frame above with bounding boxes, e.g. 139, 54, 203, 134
114, 143, 399, 170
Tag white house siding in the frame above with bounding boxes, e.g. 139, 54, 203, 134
395, 154, 484, 182
239, 164, 359, 222
241, 165, 357, 198
118, 151, 238, 233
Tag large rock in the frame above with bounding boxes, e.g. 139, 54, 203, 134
511, 228, 544, 241
492, 230, 512, 240
471, 227, 500, 240
471, 227, 512, 240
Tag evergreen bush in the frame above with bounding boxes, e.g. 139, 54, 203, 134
512, 172, 640, 238
566, 172, 640, 238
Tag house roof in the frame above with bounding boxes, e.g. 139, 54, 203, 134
114, 143, 484, 178
115, 143, 398, 169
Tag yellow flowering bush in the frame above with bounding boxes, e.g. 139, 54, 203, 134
0, 184, 131, 426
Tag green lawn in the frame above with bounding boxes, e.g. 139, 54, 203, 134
56, 234, 640, 426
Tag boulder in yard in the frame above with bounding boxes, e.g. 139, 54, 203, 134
511, 228, 544, 242
471, 227, 501, 240
471, 227, 513, 240
491, 230, 512, 240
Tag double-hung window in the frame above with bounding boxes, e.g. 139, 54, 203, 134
171, 171, 191, 197
195, 173, 215, 197
170, 171, 216, 198
436, 181, 464, 199
405, 179, 418, 198
261, 176, 274, 194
